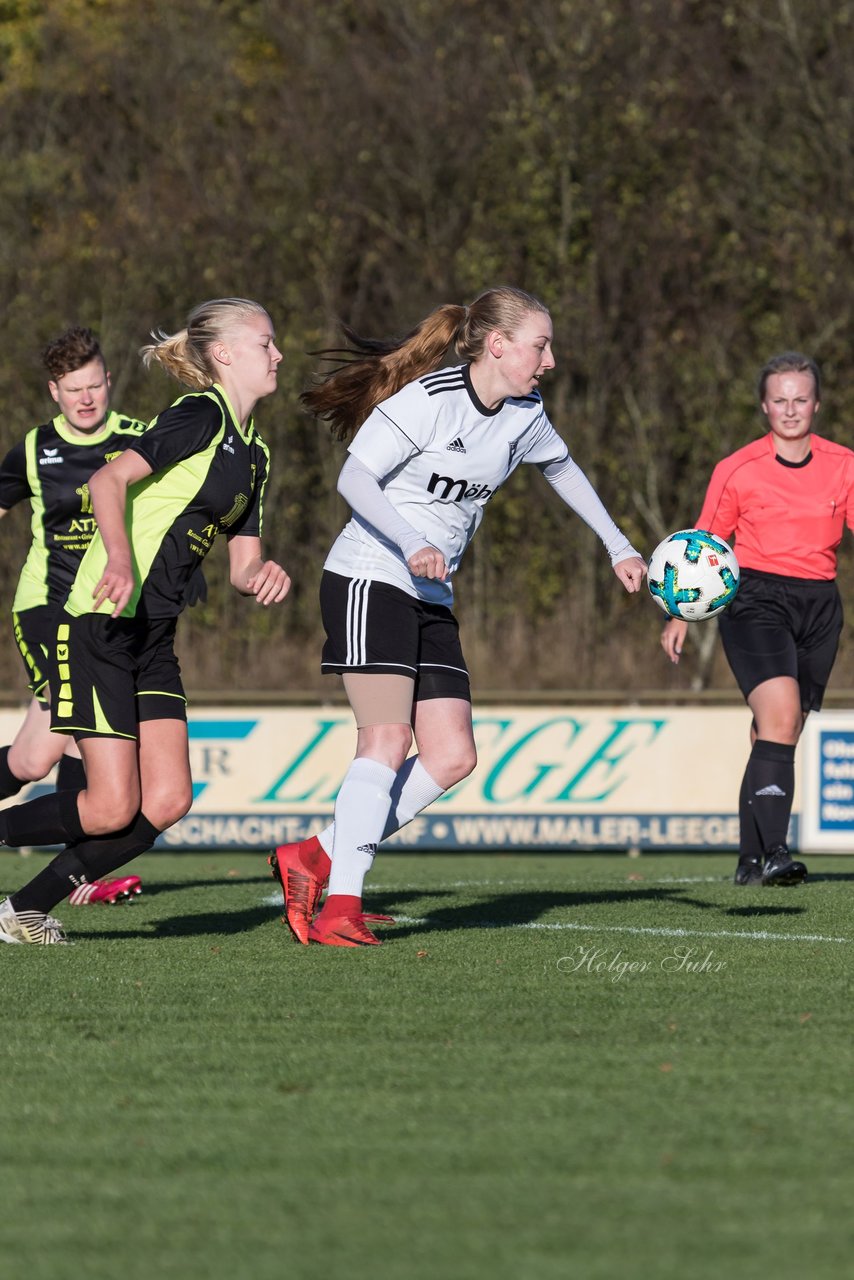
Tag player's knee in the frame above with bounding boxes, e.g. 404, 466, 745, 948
759, 714, 802, 745
142, 782, 193, 831
357, 722, 413, 772
81, 792, 140, 835
425, 741, 477, 789
388, 723, 414, 767
449, 743, 477, 786
8, 743, 60, 783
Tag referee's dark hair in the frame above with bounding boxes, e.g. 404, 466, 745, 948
758, 351, 821, 403
42, 327, 103, 381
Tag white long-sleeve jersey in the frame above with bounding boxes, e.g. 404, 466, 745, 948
324, 363, 637, 606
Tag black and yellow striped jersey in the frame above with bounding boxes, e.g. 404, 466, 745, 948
0, 411, 147, 610
65, 385, 270, 621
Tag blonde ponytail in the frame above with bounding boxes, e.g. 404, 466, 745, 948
141, 297, 270, 390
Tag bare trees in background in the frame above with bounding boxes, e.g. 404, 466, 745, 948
0, 0, 851, 694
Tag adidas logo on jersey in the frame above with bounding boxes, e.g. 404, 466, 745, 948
446, 437, 466, 453
754, 784, 786, 797
39, 447, 64, 465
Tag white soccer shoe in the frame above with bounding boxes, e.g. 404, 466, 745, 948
0, 897, 70, 944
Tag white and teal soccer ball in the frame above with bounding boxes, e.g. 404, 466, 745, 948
648, 528, 740, 621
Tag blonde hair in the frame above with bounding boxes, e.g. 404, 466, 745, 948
302, 286, 549, 440
141, 297, 271, 390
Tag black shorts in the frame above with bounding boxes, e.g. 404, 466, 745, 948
12, 605, 57, 702
320, 571, 471, 702
50, 613, 187, 741
717, 569, 843, 712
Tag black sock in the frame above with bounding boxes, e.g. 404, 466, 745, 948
0, 745, 26, 801
73, 813, 160, 881
746, 739, 796, 853
8, 814, 160, 915
738, 769, 763, 862
0, 788, 86, 848
10, 847, 91, 915
56, 754, 86, 792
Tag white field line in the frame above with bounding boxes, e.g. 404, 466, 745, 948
367, 875, 728, 889
261, 894, 848, 944
390, 916, 849, 944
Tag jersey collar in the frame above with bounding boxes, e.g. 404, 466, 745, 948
462, 364, 504, 417
211, 384, 254, 443
53, 411, 119, 445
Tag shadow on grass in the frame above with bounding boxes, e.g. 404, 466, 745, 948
68, 905, 278, 941
722, 903, 808, 918
58, 881, 811, 943
670, 893, 807, 920
138, 876, 273, 897
366, 885, 766, 939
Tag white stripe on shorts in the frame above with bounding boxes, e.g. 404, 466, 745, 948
346, 578, 369, 666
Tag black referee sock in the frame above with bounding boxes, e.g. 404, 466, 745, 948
10, 847, 90, 915
0, 745, 26, 801
56, 754, 86, 792
738, 769, 763, 863
0, 788, 86, 848
746, 739, 796, 853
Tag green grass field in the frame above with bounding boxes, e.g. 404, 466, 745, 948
2, 849, 852, 1280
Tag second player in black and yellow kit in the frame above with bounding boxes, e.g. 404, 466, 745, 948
55, 381, 270, 735
0, 326, 145, 814
0, 299, 291, 944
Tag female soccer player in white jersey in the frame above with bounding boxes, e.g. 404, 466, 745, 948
0, 299, 291, 944
661, 352, 854, 889
270, 285, 647, 947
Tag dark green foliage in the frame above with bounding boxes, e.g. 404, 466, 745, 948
1, 1, 851, 692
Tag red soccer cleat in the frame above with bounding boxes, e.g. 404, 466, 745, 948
308, 913, 382, 947
361, 912, 396, 925
67, 876, 142, 905
268, 839, 329, 945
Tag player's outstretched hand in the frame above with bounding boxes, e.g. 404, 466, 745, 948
245, 559, 291, 606
613, 555, 647, 593
407, 545, 449, 580
661, 618, 688, 664
92, 556, 135, 617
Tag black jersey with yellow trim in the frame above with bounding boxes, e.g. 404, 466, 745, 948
0, 412, 147, 610
65, 385, 270, 621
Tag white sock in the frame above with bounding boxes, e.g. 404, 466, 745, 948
327, 757, 396, 898
317, 756, 445, 857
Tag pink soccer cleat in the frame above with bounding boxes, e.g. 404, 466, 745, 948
68, 876, 142, 905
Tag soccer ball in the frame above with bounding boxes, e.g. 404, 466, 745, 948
647, 528, 739, 621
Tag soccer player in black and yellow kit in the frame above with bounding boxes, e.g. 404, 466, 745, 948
0, 327, 150, 903
0, 299, 291, 943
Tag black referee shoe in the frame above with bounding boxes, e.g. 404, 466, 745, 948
761, 846, 807, 887
733, 857, 763, 886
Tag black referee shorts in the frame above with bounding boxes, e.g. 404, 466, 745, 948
717, 568, 843, 712
320, 570, 471, 702
50, 612, 187, 741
